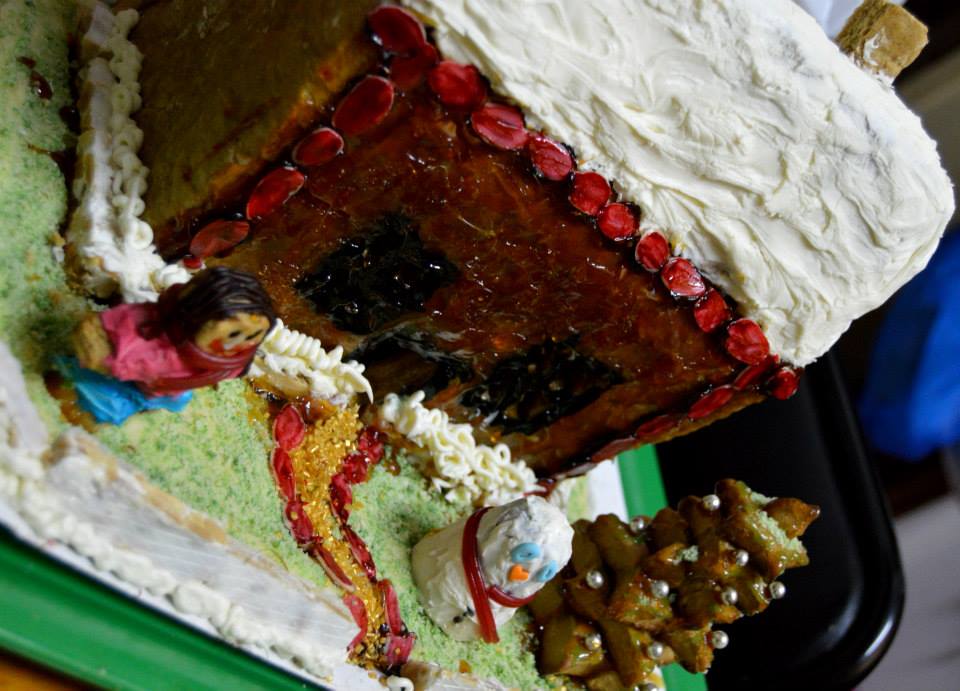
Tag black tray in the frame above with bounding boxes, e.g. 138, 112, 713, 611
656, 353, 904, 691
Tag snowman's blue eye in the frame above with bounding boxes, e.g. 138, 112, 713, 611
510, 543, 542, 563
533, 560, 558, 582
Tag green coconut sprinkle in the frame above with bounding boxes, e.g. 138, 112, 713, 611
0, 0, 325, 590
351, 452, 547, 690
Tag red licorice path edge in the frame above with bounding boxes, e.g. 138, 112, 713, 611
311, 543, 356, 592
343, 594, 369, 652
285, 497, 315, 545
274, 404, 306, 451
271, 448, 296, 501
380, 580, 405, 635
461, 507, 500, 643
269, 414, 412, 662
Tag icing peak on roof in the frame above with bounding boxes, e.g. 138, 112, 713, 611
406, 0, 954, 366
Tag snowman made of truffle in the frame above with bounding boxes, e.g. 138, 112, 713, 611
412, 496, 573, 642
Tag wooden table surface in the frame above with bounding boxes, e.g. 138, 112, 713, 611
0, 651, 83, 690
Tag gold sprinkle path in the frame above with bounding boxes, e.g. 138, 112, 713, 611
288, 404, 388, 666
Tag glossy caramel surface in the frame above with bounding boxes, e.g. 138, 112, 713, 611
214, 84, 740, 474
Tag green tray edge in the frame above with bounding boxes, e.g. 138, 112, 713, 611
0, 448, 701, 691
617, 447, 708, 691
0, 531, 314, 691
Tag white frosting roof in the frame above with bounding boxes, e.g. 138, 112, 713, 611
407, 0, 954, 365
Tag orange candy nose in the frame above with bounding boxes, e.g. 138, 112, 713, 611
508, 564, 529, 582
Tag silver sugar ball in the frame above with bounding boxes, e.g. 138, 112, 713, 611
721, 587, 739, 606
585, 569, 606, 589
769, 581, 787, 599
734, 549, 749, 567
646, 641, 665, 660
629, 515, 648, 533
702, 494, 721, 511
639, 684, 660, 691
711, 630, 730, 649
651, 580, 670, 598
585, 632, 603, 651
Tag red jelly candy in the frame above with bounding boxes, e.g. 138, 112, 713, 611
725, 319, 771, 366
273, 404, 306, 451
732, 355, 779, 391
285, 498, 315, 546
693, 289, 732, 333
389, 42, 438, 90
271, 448, 296, 501
368, 5, 427, 55
569, 171, 611, 216
528, 134, 574, 181
189, 219, 249, 259
428, 61, 487, 110
332, 75, 396, 137
379, 579, 405, 635
343, 593, 369, 651
292, 127, 344, 167
634, 231, 670, 272
635, 414, 679, 439
471, 102, 529, 150
310, 543, 355, 592
597, 203, 639, 241
330, 472, 353, 522
688, 385, 735, 421
661, 257, 706, 299
245, 167, 304, 220
767, 366, 800, 400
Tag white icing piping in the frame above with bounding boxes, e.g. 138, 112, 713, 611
250, 319, 373, 404
69, 5, 369, 408
0, 344, 355, 682
379, 391, 538, 506
406, 0, 954, 367
70, 4, 190, 302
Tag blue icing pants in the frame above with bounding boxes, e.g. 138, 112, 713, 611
56, 357, 192, 425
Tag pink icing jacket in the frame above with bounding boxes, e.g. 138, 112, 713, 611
100, 303, 253, 397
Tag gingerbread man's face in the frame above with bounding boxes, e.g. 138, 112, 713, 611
193, 312, 270, 356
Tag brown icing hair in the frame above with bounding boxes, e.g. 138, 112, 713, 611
148, 267, 277, 345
